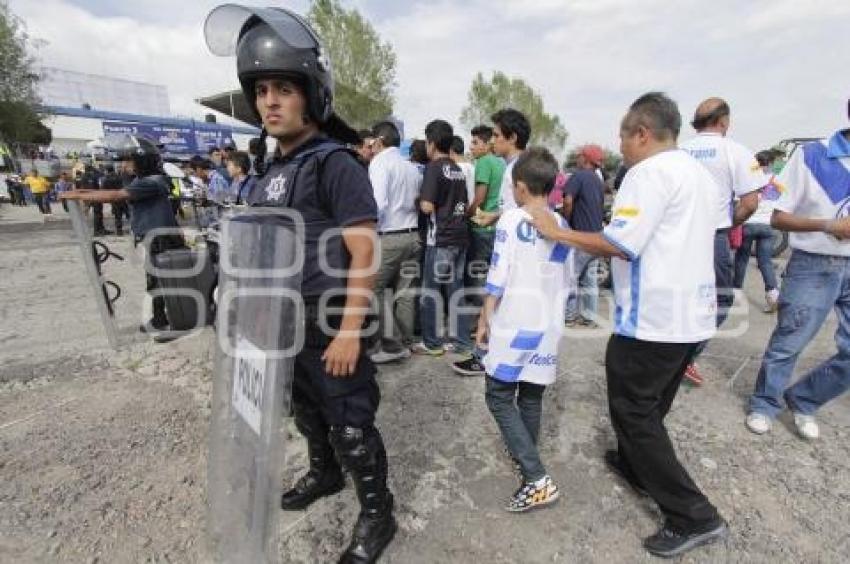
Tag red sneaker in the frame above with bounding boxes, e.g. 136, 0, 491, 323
684, 363, 704, 387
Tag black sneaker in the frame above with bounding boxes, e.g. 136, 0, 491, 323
604, 450, 648, 497
505, 475, 560, 512
643, 520, 728, 558
452, 357, 485, 377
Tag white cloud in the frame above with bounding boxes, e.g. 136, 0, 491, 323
11, 0, 850, 154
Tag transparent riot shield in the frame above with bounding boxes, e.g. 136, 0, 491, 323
67, 200, 122, 349
207, 208, 305, 563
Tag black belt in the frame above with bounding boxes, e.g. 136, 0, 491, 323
378, 227, 418, 235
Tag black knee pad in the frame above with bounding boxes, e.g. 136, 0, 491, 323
329, 425, 378, 471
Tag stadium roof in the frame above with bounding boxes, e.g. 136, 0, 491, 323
46, 105, 260, 135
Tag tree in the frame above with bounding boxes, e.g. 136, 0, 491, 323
308, 0, 396, 129
0, 2, 47, 144
460, 71, 568, 152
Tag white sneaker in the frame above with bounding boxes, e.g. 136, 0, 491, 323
370, 348, 411, 364
764, 289, 780, 313
746, 412, 772, 434
793, 413, 819, 440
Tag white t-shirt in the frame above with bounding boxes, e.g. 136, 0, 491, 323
498, 155, 520, 212
602, 150, 718, 343
774, 132, 850, 257
457, 161, 476, 205
483, 208, 574, 386
680, 132, 766, 229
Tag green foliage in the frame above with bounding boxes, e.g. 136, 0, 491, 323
460, 71, 568, 152
0, 2, 47, 144
308, 0, 396, 129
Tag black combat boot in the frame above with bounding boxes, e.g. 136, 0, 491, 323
330, 425, 397, 564
281, 406, 345, 511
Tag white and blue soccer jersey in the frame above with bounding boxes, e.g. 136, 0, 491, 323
775, 130, 850, 257
483, 208, 574, 385
602, 150, 718, 344
680, 132, 766, 229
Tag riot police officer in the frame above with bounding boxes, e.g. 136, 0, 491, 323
205, 6, 395, 563
61, 135, 185, 338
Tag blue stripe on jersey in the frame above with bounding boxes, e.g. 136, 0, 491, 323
485, 282, 505, 296
827, 130, 850, 158
602, 233, 637, 261
803, 141, 850, 204
493, 363, 523, 382
615, 258, 641, 337
549, 243, 570, 263
491, 252, 500, 267
510, 330, 545, 350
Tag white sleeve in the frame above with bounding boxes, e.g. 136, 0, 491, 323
485, 214, 516, 296
730, 141, 767, 197
368, 161, 390, 223
602, 166, 669, 260
774, 147, 807, 214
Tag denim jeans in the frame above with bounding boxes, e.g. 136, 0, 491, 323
34, 193, 51, 214
694, 229, 735, 358
749, 250, 850, 417
734, 223, 778, 291
485, 376, 547, 482
465, 229, 495, 330
565, 249, 599, 321
419, 245, 472, 350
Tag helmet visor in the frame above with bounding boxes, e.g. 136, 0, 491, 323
204, 4, 318, 56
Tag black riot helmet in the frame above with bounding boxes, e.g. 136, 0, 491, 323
204, 4, 356, 145
104, 133, 163, 177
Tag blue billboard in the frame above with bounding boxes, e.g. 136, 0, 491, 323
102, 121, 234, 156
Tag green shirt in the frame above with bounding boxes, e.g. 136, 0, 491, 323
472, 153, 506, 231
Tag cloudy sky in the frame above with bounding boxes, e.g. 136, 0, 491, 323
11, 0, 850, 153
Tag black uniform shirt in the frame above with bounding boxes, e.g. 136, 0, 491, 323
250, 136, 378, 298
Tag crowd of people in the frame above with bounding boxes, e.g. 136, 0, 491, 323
43, 6, 850, 560
335, 92, 850, 559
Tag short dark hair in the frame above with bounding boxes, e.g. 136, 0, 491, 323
424, 119, 454, 153
450, 135, 464, 155
189, 155, 212, 171
512, 146, 558, 195
372, 121, 401, 148
356, 129, 374, 147
226, 150, 251, 175
409, 139, 428, 164
208, 146, 221, 156
471, 124, 493, 143
622, 92, 681, 141
491, 108, 531, 150
691, 100, 730, 130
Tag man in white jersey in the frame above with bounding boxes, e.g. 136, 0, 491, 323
530, 92, 727, 558
680, 98, 765, 384
746, 101, 850, 440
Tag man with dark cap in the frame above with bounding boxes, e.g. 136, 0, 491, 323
205, 6, 395, 563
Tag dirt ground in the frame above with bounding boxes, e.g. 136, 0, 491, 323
1, 205, 848, 563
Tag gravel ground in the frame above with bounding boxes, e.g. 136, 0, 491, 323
1, 207, 848, 563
